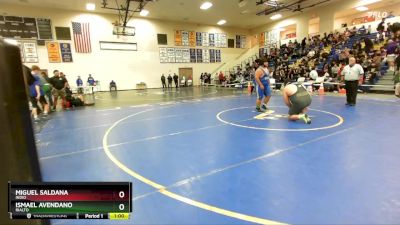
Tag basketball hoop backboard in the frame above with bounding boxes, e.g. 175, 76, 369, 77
113, 26, 136, 36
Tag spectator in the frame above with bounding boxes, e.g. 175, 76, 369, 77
309, 67, 318, 80
167, 74, 172, 88
386, 39, 399, 71
87, 74, 95, 86
377, 18, 386, 33
161, 74, 166, 89
173, 73, 178, 88
358, 25, 366, 35
367, 25, 372, 34
363, 37, 374, 54
50, 70, 68, 110
110, 80, 117, 91
200, 73, 204, 85
76, 76, 83, 94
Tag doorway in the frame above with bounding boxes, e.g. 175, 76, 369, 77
178, 67, 193, 86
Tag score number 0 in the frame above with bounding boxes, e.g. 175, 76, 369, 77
118, 191, 125, 211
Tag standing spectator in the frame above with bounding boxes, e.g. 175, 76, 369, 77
219, 71, 225, 84
51, 70, 68, 110
173, 73, 179, 88
26, 67, 49, 121
87, 74, 95, 85
200, 73, 204, 86
76, 76, 83, 94
385, 40, 398, 71
377, 18, 385, 34
167, 74, 172, 88
363, 37, 374, 54
109, 80, 117, 91
87, 74, 95, 93
161, 74, 166, 89
343, 57, 364, 106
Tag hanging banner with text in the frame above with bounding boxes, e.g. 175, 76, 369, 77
23, 42, 39, 63
46, 42, 61, 63
60, 43, 73, 63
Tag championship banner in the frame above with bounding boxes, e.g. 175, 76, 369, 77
182, 31, 189, 46
215, 49, 221, 62
23, 42, 39, 63
209, 33, 215, 47
159, 47, 168, 63
240, 35, 246, 48
202, 32, 208, 47
174, 30, 182, 46
167, 48, 175, 63
236, 35, 241, 48
182, 48, 190, 63
60, 43, 73, 63
47, 42, 61, 63
220, 33, 227, 48
175, 48, 183, 63
209, 49, 215, 63
196, 49, 203, 63
215, 33, 220, 47
189, 48, 196, 63
202, 49, 209, 63
188, 31, 196, 47
196, 32, 202, 46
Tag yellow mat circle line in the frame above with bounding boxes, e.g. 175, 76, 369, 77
102, 109, 288, 225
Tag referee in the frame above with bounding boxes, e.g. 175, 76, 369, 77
343, 57, 364, 106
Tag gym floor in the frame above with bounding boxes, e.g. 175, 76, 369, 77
35, 87, 400, 224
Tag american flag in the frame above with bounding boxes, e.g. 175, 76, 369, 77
72, 22, 91, 53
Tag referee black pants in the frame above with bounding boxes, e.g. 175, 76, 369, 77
345, 80, 358, 105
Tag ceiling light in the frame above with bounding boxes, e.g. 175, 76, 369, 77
200, 2, 213, 10
217, 20, 226, 25
356, 6, 368, 11
86, 3, 95, 11
140, 9, 149, 16
270, 14, 282, 20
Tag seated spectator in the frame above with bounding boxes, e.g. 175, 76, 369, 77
309, 67, 318, 80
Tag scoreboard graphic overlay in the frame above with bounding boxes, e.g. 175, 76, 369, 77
8, 182, 132, 220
